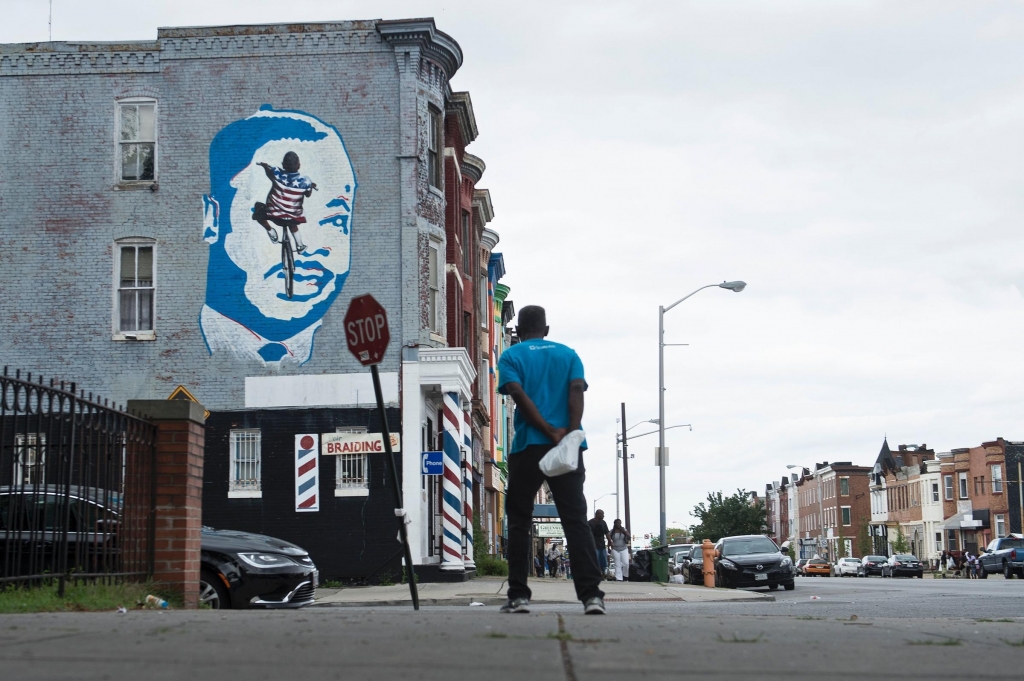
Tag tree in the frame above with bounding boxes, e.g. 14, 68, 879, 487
856, 518, 872, 557
666, 527, 688, 543
689, 489, 767, 542
891, 526, 910, 554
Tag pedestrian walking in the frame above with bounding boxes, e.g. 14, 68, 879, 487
939, 550, 948, 576
609, 519, 631, 582
497, 305, 606, 615
534, 555, 543, 578
947, 552, 957, 577
589, 509, 612, 577
546, 544, 562, 578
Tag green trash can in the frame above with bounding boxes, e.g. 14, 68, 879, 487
650, 546, 670, 583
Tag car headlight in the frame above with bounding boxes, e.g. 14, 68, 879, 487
781, 556, 792, 566
237, 552, 295, 569
719, 558, 738, 570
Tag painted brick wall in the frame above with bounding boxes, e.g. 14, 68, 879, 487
0, 22, 453, 411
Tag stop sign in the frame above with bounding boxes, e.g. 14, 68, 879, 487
343, 295, 390, 366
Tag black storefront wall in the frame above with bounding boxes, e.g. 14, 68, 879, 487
202, 407, 404, 584
1007, 443, 1024, 535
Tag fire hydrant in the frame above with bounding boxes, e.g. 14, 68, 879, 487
702, 539, 716, 587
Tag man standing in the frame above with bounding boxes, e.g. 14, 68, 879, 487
498, 306, 606, 615
609, 519, 631, 581
589, 509, 611, 577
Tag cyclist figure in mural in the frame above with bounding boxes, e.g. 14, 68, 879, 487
252, 151, 317, 253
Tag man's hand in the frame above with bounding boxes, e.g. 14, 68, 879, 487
550, 427, 568, 443
257, 162, 270, 168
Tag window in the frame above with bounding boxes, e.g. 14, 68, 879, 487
480, 276, 488, 329
948, 529, 957, 549
427, 107, 441, 189
335, 427, 369, 497
229, 429, 261, 497
995, 514, 1006, 538
13, 434, 46, 486
974, 476, 984, 496
116, 241, 155, 335
992, 465, 1003, 493
931, 482, 939, 503
935, 532, 942, 550
841, 506, 851, 526
944, 475, 954, 500
428, 242, 441, 333
461, 212, 471, 272
839, 477, 849, 496
958, 472, 968, 499
463, 311, 472, 349
118, 99, 156, 182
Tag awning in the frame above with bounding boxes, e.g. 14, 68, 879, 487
940, 509, 989, 530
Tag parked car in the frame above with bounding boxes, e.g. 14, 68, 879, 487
713, 535, 795, 591
881, 554, 923, 578
0, 486, 317, 609
803, 558, 832, 577
686, 545, 706, 585
833, 557, 861, 577
857, 555, 887, 577
978, 537, 1024, 579
668, 544, 696, 574
794, 558, 809, 575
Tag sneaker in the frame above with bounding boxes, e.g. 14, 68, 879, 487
265, 227, 279, 244
583, 597, 606, 615
500, 597, 530, 614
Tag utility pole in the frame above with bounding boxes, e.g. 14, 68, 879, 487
620, 402, 631, 536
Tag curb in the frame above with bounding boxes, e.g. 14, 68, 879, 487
310, 594, 775, 607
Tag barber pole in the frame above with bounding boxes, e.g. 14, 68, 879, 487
463, 409, 475, 568
295, 434, 319, 512
440, 392, 464, 571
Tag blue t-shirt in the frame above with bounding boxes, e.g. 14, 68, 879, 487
497, 338, 588, 454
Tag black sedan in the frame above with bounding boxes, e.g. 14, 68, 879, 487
714, 535, 795, 591
857, 555, 887, 577
881, 553, 924, 578
200, 526, 318, 609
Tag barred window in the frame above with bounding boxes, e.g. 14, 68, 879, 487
335, 427, 369, 497
118, 99, 156, 182
13, 434, 46, 486
116, 240, 155, 335
229, 429, 261, 497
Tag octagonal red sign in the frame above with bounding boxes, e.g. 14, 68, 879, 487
343, 295, 390, 366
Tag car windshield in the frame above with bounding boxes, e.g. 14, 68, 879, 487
721, 537, 779, 556
810, 559, 828, 565
895, 555, 917, 561
865, 556, 885, 562
845, 558, 861, 563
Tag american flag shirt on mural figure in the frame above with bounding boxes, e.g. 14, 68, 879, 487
295, 434, 320, 512
265, 167, 314, 224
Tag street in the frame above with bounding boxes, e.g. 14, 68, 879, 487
2, 577, 1022, 680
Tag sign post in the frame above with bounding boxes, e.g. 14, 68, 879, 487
343, 294, 419, 610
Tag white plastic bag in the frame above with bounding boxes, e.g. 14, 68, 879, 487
539, 430, 586, 477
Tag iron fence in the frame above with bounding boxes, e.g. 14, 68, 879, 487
0, 368, 157, 591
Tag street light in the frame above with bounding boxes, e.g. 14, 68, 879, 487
593, 492, 617, 517
658, 281, 746, 547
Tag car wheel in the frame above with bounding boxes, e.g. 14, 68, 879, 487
1005, 563, 1014, 580
979, 567, 988, 579
200, 570, 230, 610
783, 581, 795, 591
768, 583, 779, 590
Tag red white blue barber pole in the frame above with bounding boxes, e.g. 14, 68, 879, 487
463, 409, 475, 569
295, 434, 319, 512
441, 391, 464, 571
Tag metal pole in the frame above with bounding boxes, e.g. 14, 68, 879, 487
658, 305, 667, 547
621, 403, 631, 536
370, 364, 419, 610
1018, 460, 1023, 534
615, 443, 620, 521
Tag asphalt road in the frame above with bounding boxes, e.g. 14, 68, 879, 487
1, 576, 1022, 680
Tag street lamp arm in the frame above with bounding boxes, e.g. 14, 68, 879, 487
621, 424, 692, 442
662, 284, 719, 314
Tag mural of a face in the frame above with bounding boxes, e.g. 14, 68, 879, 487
201, 107, 356, 364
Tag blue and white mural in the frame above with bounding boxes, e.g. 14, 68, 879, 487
200, 106, 357, 366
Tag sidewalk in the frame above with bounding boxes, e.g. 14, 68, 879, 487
313, 575, 774, 607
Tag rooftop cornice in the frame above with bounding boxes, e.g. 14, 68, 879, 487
446, 91, 478, 144
493, 283, 511, 305
461, 152, 485, 185
0, 41, 159, 74
473, 188, 494, 224
480, 228, 500, 252
377, 18, 462, 81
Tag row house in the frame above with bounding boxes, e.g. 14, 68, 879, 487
0, 18, 515, 582
794, 462, 871, 560
871, 441, 943, 563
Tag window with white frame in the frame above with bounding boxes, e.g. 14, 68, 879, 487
935, 532, 942, 550
427, 107, 442, 189
944, 474, 953, 500
839, 477, 849, 496
13, 433, 46, 486
118, 99, 156, 182
116, 240, 155, 335
335, 427, 369, 496
958, 472, 968, 499
428, 242, 441, 333
995, 514, 1006, 538
841, 506, 851, 526
932, 482, 939, 503
480, 275, 488, 329
992, 465, 1003, 493
229, 429, 261, 497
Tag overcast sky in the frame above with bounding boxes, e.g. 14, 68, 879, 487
6, 1, 1024, 540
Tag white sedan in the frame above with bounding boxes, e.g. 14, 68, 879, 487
833, 557, 862, 576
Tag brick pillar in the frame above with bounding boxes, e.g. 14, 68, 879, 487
127, 399, 205, 609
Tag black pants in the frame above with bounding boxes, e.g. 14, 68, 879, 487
506, 445, 605, 603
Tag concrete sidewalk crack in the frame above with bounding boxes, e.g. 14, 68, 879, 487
556, 614, 577, 681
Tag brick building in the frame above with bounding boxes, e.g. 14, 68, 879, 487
939, 439, 1012, 556
878, 444, 940, 563
795, 462, 870, 559
0, 18, 514, 582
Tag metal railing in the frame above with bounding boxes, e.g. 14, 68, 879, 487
0, 368, 157, 592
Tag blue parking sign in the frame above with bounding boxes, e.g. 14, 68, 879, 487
421, 451, 444, 476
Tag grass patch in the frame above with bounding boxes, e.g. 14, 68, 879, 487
907, 638, 961, 646
320, 580, 344, 589
475, 555, 509, 577
0, 581, 167, 614
483, 632, 509, 639
794, 616, 825, 620
1002, 637, 1024, 647
716, 632, 764, 643
976, 618, 1015, 623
